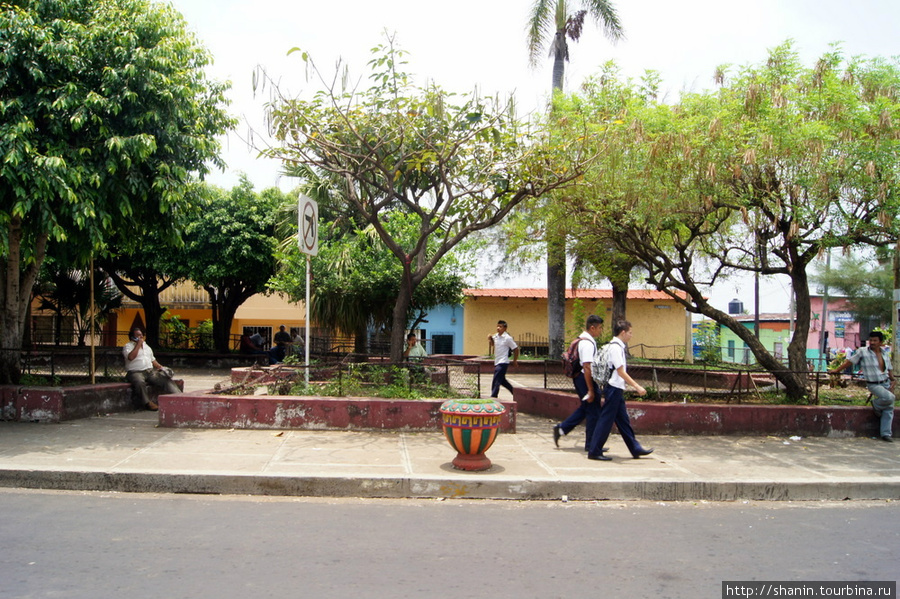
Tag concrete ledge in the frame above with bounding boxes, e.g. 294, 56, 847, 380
0, 469, 894, 501
514, 387, 896, 437
1, 381, 182, 423
158, 393, 517, 432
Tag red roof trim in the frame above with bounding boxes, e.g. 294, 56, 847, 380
463, 288, 683, 300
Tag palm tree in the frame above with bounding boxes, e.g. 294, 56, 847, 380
527, 0, 624, 90
526, 0, 624, 358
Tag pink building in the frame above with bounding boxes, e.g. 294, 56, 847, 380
808, 295, 862, 356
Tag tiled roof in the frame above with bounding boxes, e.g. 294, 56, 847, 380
463, 288, 682, 300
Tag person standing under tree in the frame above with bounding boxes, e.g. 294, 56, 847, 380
488, 320, 519, 398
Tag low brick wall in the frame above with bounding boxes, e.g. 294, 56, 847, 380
158, 393, 516, 432
513, 387, 896, 438
1, 381, 182, 423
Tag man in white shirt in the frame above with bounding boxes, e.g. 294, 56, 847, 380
488, 320, 519, 398
587, 320, 653, 461
122, 326, 180, 411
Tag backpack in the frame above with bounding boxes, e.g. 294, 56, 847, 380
591, 342, 614, 389
562, 337, 584, 378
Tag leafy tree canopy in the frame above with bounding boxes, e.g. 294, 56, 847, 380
0, 0, 233, 381
259, 35, 588, 360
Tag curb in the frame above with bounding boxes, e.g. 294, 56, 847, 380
2, 469, 897, 502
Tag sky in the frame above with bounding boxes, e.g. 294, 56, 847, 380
165, 0, 899, 314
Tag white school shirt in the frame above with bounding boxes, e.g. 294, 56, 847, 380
492, 332, 518, 365
607, 337, 628, 389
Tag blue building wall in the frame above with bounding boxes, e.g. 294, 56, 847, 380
417, 304, 464, 355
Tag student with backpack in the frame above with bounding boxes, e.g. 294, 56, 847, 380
552, 315, 606, 452
587, 319, 653, 461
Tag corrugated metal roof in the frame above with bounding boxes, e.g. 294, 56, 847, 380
463, 288, 682, 300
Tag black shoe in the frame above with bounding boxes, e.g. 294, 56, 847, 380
552, 425, 562, 448
881, 436, 893, 443
632, 448, 654, 458
584, 447, 609, 453
587, 454, 612, 461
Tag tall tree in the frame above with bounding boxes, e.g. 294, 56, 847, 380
526, 0, 624, 359
179, 179, 284, 352
0, 0, 232, 382
569, 44, 900, 400
813, 249, 894, 327
261, 37, 588, 362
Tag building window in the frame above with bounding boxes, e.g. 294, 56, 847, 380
432, 334, 454, 355
727, 339, 735, 359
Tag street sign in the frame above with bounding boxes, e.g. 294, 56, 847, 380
298, 194, 318, 256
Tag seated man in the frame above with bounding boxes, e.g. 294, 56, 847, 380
122, 326, 180, 411
269, 324, 292, 364
403, 333, 427, 361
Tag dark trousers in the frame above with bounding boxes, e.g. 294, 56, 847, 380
559, 373, 602, 450
491, 363, 513, 397
126, 368, 180, 406
588, 385, 643, 457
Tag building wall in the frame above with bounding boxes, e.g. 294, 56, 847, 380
417, 304, 464, 355
808, 296, 863, 357
718, 322, 791, 364
462, 296, 689, 359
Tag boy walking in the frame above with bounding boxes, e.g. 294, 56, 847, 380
488, 320, 519, 398
587, 320, 653, 461
552, 315, 604, 451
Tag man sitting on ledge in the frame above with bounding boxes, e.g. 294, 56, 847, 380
123, 326, 180, 411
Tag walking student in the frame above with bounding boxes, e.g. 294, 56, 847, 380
587, 319, 653, 461
552, 315, 605, 452
829, 331, 895, 442
488, 320, 519, 398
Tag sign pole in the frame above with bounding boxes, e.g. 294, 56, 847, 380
297, 194, 319, 388
305, 254, 311, 386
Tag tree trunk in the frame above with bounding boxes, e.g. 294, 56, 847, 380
389, 275, 416, 363
547, 237, 567, 359
610, 282, 627, 327
0, 218, 47, 384
546, 37, 568, 361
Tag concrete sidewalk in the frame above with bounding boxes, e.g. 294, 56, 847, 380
0, 369, 898, 501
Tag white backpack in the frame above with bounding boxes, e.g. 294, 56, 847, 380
591, 343, 614, 389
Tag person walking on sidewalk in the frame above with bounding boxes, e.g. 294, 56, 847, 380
123, 326, 180, 411
587, 320, 653, 461
829, 330, 895, 442
552, 315, 605, 451
488, 320, 519, 398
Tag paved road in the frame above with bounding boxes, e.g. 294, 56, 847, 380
2, 489, 898, 599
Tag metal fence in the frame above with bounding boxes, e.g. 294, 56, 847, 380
6, 348, 127, 382
542, 358, 873, 405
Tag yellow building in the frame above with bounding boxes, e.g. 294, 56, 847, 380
112, 282, 309, 349
463, 288, 691, 360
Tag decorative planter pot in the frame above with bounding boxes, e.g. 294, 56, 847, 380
439, 398, 507, 471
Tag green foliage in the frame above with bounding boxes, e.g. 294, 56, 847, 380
271, 203, 468, 342
695, 321, 722, 364
0, 0, 233, 381
550, 43, 900, 400
260, 35, 587, 360
277, 364, 462, 400
179, 179, 288, 351
195, 319, 214, 351
813, 250, 893, 327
